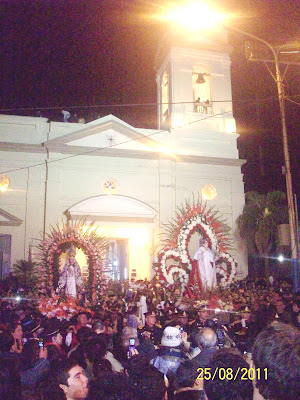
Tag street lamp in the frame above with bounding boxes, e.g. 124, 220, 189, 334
227, 25, 299, 292
159, 3, 299, 290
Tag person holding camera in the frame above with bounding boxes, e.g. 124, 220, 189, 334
20, 338, 49, 399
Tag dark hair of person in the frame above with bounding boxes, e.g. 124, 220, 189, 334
127, 358, 166, 400
21, 339, 40, 370
204, 349, 253, 400
189, 331, 201, 349
54, 359, 80, 386
8, 320, 21, 334
0, 356, 22, 399
84, 336, 107, 364
76, 326, 94, 343
92, 319, 104, 332
252, 321, 300, 400
173, 359, 201, 389
129, 305, 138, 314
0, 331, 14, 352
46, 344, 66, 369
88, 372, 134, 400
126, 354, 151, 381
174, 391, 205, 400
93, 359, 113, 378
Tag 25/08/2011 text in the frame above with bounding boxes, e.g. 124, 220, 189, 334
197, 367, 268, 381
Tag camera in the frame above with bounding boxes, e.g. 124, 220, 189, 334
38, 338, 44, 349
179, 326, 184, 333
128, 337, 136, 357
206, 319, 226, 348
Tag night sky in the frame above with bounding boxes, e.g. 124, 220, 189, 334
1, 0, 300, 202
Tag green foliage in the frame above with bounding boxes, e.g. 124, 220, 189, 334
12, 259, 40, 292
237, 191, 288, 277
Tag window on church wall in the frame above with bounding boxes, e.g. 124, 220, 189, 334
192, 67, 212, 114
161, 72, 169, 123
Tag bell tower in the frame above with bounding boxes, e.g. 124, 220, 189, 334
155, 30, 236, 135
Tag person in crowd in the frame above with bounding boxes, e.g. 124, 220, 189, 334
138, 310, 163, 346
55, 359, 89, 400
252, 321, 300, 400
43, 317, 65, 354
204, 349, 254, 400
291, 298, 300, 326
173, 359, 204, 400
20, 338, 50, 400
151, 326, 186, 376
127, 305, 140, 329
127, 355, 168, 400
187, 330, 201, 359
192, 327, 218, 366
91, 319, 105, 335
22, 318, 43, 342
68, 326, 95, 365
88, 371, 134, 400
190, 304, 210, 331
9, 320, 24, 353
83, 335, 108, 380
176, 310, 192, 334
0, 331, 22, 400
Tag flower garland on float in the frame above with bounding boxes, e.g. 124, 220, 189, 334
38, 295, 93, 321
155, 197, 238, 289
38, 219, 108, 303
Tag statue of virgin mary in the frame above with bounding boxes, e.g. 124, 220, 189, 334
57, 247, 84, 298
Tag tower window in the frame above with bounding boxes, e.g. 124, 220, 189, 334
161, 72, 169, 123
193, 68, 212, 114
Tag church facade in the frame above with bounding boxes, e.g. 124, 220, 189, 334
0, 32, 247, 281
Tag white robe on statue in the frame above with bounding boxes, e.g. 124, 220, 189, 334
194, 246, 217, 291
58, 260, 83, 298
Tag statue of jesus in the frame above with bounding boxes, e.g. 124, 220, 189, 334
194, 238, 218, 291
186, 238, 218, 294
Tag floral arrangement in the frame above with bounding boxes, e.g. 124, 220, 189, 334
155, 195, 237, 289
38, 296, 93, 321
193, 297, 233, 311
38, 219, 108, 303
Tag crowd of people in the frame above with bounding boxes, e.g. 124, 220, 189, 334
0, 276, 299, 400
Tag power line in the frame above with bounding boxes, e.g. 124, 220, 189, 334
1, 93, 297, 113
285, 96, 300, 107
0, 109, 233, 175
2, 92, 299, 176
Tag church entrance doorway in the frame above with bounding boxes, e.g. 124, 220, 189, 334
103, 238, 128, 280
65, 195, 158, 281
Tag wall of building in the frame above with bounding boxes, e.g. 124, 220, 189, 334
0, 117, 247, 279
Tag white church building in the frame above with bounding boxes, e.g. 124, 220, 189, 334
0, 31, 247, 281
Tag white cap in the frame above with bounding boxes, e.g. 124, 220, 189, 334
161, 326, 182, 347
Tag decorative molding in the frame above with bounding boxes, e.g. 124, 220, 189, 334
0, 141, 246, 167
0, 208, 23, 226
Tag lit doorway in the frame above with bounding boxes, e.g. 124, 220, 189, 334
103, 238, 129, 280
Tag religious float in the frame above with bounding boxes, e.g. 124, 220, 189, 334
154, 196, 238, 296
38, 219, 108, 307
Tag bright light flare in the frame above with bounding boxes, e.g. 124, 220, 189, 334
278, 254, 284, 263
158, 145, 174, 155
159, 2, 227, 31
